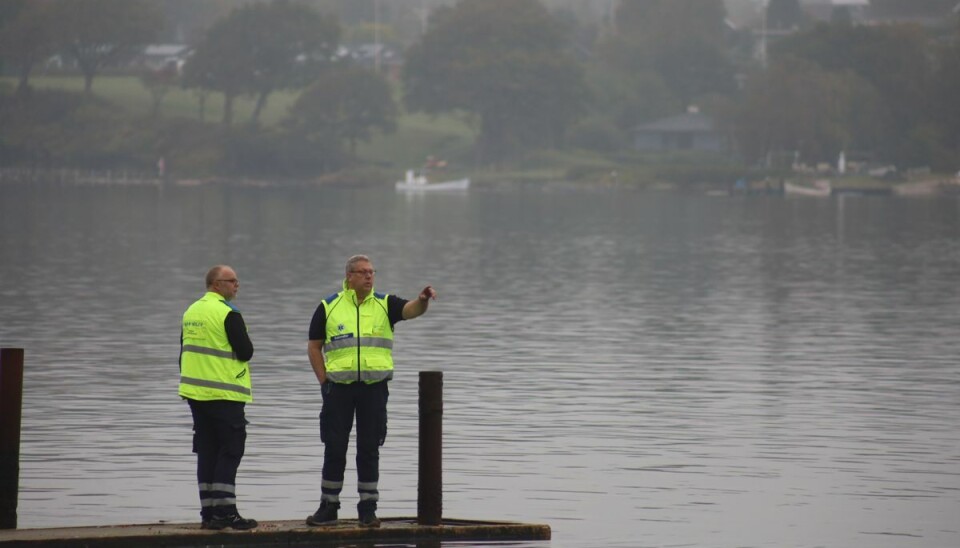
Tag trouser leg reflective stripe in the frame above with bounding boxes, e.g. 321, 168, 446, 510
355, 381, 388, 511
358, 481, 379, 506
191, 401, 216, 518
199, 482, 237, 511
321, 479, 343, 504
320, 382, 355, 504
189, 399, 247, 518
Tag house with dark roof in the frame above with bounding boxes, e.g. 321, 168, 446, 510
632, 108, 728, 153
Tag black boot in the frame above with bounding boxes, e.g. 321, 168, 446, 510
358, 500, 380, 528
358, 509, 380, 528
306, 501, 340, 526
203, 511, 258, 530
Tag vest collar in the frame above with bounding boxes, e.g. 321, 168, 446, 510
203, 290, 237, 311
203, 291, 225, 302
341, 279, 376, 304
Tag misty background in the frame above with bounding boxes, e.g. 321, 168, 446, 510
2, 3, 960, 547
1, 0, 959, 185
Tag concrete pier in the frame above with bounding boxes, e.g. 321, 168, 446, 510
0, 518, 551, 547
0, 362, 550, 546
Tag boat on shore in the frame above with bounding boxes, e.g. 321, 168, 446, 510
893, 178, 960, 197
395, 170, 470, 192
784, 179, 831, 197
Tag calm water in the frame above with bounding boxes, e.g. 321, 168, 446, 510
1, 182, 959, 548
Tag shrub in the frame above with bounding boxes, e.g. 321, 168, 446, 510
565, 117, 626, 152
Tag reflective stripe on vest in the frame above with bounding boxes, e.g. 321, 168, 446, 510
181, 344, 238, 360
180, 375, 252, 396
326, 368, 393, 383
323, 336, 393, 353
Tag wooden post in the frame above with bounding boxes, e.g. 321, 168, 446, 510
418, 371, 442, 525
0, 348, 24, 530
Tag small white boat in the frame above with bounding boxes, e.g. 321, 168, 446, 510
784, 179, 831, 197
893, 179, 940, 196
395, 170, 469, 192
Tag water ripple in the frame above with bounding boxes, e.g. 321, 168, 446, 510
1, 186, 958, 547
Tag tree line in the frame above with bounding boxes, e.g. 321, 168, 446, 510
1, 0, 959, 179
738, 0, 960, 170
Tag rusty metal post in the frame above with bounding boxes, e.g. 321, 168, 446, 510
418, 371, 442, 525
1, 348, 24, 529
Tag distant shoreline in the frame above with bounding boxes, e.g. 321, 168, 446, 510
4, 167, 958, 196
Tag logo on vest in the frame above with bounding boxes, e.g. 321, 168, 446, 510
183, 320, 205, 338
337, 323, 345, 332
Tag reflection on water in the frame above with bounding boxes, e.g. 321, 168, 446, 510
1, 184, 959, 547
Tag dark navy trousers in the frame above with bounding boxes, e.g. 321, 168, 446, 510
187, 399, 247, 520
319, 380, 389, 511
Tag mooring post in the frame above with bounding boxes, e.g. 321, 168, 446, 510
0, 348, 24, 530
418, 371, 443, 525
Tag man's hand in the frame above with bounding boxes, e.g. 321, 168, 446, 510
404, 286, 436, 320
418, 286, 438, 302
307, 340, 327, 385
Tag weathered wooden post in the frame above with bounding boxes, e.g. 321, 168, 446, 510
0, 348, 24, 529
418, 371, 442, 525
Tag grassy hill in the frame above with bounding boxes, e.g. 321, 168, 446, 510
1, 74, 477, 174
2, 74, 748, 187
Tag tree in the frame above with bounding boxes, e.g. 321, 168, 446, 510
929, 26, 960, 169
773, 23, 934, 164
140, 65, 180, 119
731, 56, 888, 166
0, 89, 141, 168
767, 0, 804, 30
614, 0, 727, 43
868, 0, 958, 18
284, 62, 398, 160
50, 0, 163, 94
0, 0, 58, 95
182, 0, 339, 127
0, 0, 25, 26
403, 0, 588, 164
583, 65, 678, 132
601, 0, 735, 106
154, 0, 237, 43
831, 6, 854, 26
181, 18, 246, 127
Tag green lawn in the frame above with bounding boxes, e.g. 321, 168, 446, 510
357, 111, 476, 169
2, 74, 284, 123
0, 75, 649, 183
2, 75, 677, 184
2, 74, 476, 170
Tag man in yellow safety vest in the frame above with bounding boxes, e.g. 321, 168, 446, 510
305, 255, 436, 528
179, 265, 257, 530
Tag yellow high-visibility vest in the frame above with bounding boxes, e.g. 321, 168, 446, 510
179, 291, 253, 402
322, 282, 394, 384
